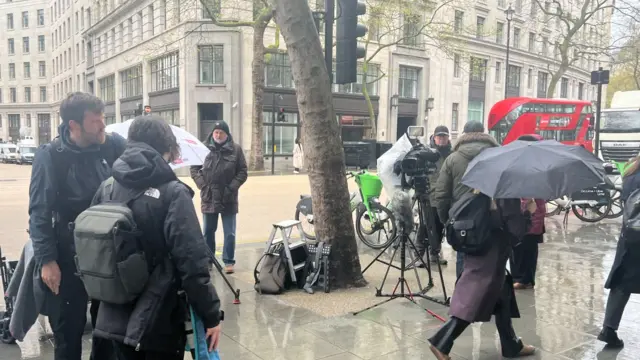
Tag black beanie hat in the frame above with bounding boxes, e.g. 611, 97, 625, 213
212, 120, 230, 135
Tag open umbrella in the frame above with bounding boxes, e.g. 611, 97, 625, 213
461, 140, 609, 199
106, 120, 210, 170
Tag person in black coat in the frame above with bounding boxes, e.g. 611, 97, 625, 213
598, 156, 640, 348
91, 116, 222, 360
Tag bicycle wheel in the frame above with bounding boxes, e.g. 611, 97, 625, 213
605, 190, 623, 219
571, 196, 612, 223
545, 200, 561, 217
355, 202, 397, 250
294, 209, 316, 240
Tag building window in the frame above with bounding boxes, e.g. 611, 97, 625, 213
23, 37, 29, 53
198, 45, 224, 84
265, 52, 294, 88
104, 116, 116, 125
468, 101, 484, 123
23, 62, 30, 79
120, 64, 142, 98
398, 66, 419, 99
24, 87, 31, 103
527, 68, 533, 89
10, 88, 17, 103
99, 74, 115, 102
156, 109, 180, 126
38, 35, 45, 52
542, 36, 549, 56
513, 27, 520, 48
9, 114, 20, 128
454, 10, 463, 34
578, 82, 584, 100
26, 114, 32, 128
537, 71, 548, 97
22, 11, 28, 28
452, 103, 459, 131
560, 77, 568, 98
150, 52, 179, 91
495, 61, 502, 83
496, 22, 504, 44
507, 65, 521, 88
7, 14, 14, 30
476, 16, 485, 39
8, 39, 14, 55
332, 63, 380, 95
528, 32, 536, 52
37, 9, 45, 26
201, 0, 220, 18
470, 57, 487, 82
40, 86, 47, 102
453, 54, 461, 78
402, 14, 420, 47
9, 63, 15, 79
263, 111, 299, 155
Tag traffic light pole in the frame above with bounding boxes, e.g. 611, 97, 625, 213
271, 95, 277, 175
595, 80, 603, 157
325, 0, 334, 85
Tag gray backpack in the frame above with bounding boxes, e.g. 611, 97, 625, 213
72, 177, 150, 304
253, 243, 288, 294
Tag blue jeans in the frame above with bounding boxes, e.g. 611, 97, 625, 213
203, 213, 237, 265
456, 251, 464, 278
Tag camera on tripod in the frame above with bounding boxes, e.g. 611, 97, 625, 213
394, 126, 440, 191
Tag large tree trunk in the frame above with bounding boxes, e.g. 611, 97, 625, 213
546, 61, 570, 98
248, 19, 270, 171
272, 0, 366, 288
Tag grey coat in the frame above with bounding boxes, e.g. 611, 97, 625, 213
7, 240, 56, 342
449, 199, 528, 323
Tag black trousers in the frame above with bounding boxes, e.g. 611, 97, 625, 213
603, 287, 631, 331
47, 259, 115, 360
509, 234, 540, 285
415, 207, 444, 257
115, 342, 185, 360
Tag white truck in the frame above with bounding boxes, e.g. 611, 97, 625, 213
16, 136, 37, 165
596, 90, 640, 164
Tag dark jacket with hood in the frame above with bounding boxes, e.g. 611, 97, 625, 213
428, 135, 452, 204
91, 141, 222, 353
28, 124, 126, 265
190, 133, 248, 214
433, 132, 499, 222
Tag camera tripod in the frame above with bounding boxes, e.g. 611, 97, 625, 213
353, 190, 448, 320
207, 248, 241, 304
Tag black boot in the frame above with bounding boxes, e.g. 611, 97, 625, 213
598, 327, 624, 348
428, 317, 469, 357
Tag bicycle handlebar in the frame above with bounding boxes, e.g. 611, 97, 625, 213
346, 170, 367, 178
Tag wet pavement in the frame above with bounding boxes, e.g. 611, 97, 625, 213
1, 215, 634, 360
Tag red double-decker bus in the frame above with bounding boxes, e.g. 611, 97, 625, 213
487, 97, 594, 152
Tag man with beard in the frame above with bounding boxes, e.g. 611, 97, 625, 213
413, 125, 452, 267
29, 92, 126, 360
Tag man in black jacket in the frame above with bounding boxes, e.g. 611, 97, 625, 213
91, 115, 222, 360
28, 92, 126, 360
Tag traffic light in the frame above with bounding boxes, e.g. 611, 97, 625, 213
336, 0, 367, 85
277, 108, 286, 122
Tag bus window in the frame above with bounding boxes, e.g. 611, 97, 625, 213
558, 130, 577, 141
581, 105, 592, 114
562, 105, 576, 114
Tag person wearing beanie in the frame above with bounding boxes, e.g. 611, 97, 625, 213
413, 125, 452, 268
190, 120, 248, 274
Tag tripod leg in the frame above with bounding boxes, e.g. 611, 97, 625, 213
211, 257, 241, 304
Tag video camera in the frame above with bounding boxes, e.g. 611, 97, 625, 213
395, 126, 440, 178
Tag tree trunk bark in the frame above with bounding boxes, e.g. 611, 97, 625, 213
272, 0, 367, 288
546, 62, 570, 98
249, 20, 270, 171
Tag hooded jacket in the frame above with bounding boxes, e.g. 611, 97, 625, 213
428, 135, 452, 204
28, 124, 126, 265
433, 132, 500, 222
91, 141, 221, 353
190, 133, 248, 214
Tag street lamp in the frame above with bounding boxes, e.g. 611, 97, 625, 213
504, 4, 515, 99
425, 97, 435, 130
390, 94, 399, 108
270, 94, 283, 175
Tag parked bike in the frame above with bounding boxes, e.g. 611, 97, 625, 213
295, 170, 397, 249
545, 183, 615, 222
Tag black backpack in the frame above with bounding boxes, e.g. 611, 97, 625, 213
623, 189, 640, 243
445, 192, 494, 255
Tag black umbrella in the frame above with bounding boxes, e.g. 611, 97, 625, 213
461, 140, 609, 199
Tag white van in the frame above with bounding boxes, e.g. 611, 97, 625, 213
16, 137, 37, 165
0, 143, 19, 163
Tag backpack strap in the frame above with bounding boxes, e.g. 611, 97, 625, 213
102, 176, 145, 207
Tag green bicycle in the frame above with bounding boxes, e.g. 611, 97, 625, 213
294, 170, 397, 249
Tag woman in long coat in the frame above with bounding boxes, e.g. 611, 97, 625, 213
598, 155, 640, 348
428, 198, 537, 360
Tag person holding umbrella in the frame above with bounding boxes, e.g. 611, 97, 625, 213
598, 154, 640, 348
510, 134, 547, 290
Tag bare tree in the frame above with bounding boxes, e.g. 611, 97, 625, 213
531, 0, 640, 97
271, 0, 367, 288
359, 0, 466, 135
